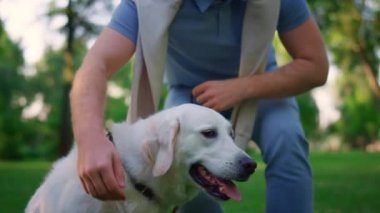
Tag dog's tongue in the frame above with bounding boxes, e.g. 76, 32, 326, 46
220, 180, 241, 201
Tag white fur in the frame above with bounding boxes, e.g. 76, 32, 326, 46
26, 104, 251, 213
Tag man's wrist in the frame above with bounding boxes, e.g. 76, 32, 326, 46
74, 127, 108, 147
240, 75, 258, 101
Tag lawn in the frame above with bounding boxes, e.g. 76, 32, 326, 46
1, 152, 379, 213
223, 151, 380, 213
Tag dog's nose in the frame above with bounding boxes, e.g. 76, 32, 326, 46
239, 156, 257, 175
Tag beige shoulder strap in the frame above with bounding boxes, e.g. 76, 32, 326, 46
231, 0, 280, 149
128, 0, 182, 123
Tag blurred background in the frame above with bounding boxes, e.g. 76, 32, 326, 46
0, 0, 379, 212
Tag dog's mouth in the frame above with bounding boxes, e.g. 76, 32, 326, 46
189, 164, 241, 201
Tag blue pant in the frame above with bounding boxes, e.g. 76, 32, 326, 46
165, 87, 313, 213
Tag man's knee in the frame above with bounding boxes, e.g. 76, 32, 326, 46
261, 121, 309, 164
254, 98, 311, 178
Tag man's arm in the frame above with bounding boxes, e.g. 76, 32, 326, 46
70, 27, 135, 200
193, 17, 329, 112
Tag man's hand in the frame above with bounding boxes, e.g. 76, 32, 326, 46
192, 77, 250, 112
77, 136, 126, 201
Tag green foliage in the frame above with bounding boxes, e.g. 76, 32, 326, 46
309, 0, 380, 146
297, 93, 320, 139
0, 28, 90, 160
0, 19, 26, 159
308, 0, 379, 93
310, 0, 379, 70
335, 71, 380, 147
15, 40, 132, 159
19, 41, 89, 160
21, 47, 74, 159
105, 62, 133, 123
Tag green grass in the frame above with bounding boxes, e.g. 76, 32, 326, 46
310, 152, 380, 213
1, 152, 380, 213
223, 151, 380, 213
0, 161, 51, 213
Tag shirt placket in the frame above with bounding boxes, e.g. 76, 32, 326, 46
214, 0, 232, 38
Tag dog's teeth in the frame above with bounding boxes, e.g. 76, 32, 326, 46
219, 186, 224, 192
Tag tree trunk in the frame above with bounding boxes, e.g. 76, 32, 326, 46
357, 34, 380, 99
59, 0, 75, 156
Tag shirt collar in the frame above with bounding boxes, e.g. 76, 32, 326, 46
194, 0, 239, 13
194, 0, 214, 12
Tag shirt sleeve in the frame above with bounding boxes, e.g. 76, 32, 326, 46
277, 0, 311, 33
108, 0, 138, 44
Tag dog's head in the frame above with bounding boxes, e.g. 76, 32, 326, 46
144, 104, 256, 201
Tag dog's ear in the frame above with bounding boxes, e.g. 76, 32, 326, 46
152, 118, 180, 177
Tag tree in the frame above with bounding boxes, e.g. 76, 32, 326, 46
309, 0, 380, 98
309, 0, 380, 147
19, 43, 87, 159
332, 67, 380, 147
46, 0, 113, 156
19, 39, 131, 160
0, 19, 25, 159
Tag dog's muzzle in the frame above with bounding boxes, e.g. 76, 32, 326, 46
189, 155, 256, 201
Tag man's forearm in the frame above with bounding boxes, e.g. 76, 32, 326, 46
241, 17, 329, 100
70, 28, 136, 148
191, 56, 328, 113
243, 57, 329, 100
70, 59, 108, 147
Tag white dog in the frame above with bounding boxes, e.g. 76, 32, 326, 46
26, 104, 256, 213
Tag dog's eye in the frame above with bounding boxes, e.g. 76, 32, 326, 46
201, 129, 218, 139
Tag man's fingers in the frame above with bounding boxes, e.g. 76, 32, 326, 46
192, 83, 207, 97
82, 175, 98, 198
79, 177, 90, 194
76, 139, 126, 201
88, 171, 108, 199
203, 100, 216, 109
195, 92, 209, 104
194, 90, 219, 110
100, 159, 125, 200
112, 152, 125, 188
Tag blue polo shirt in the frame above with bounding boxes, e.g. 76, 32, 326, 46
109, 0, 310, 88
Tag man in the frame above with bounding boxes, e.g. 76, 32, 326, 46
70, 0, 328, 212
